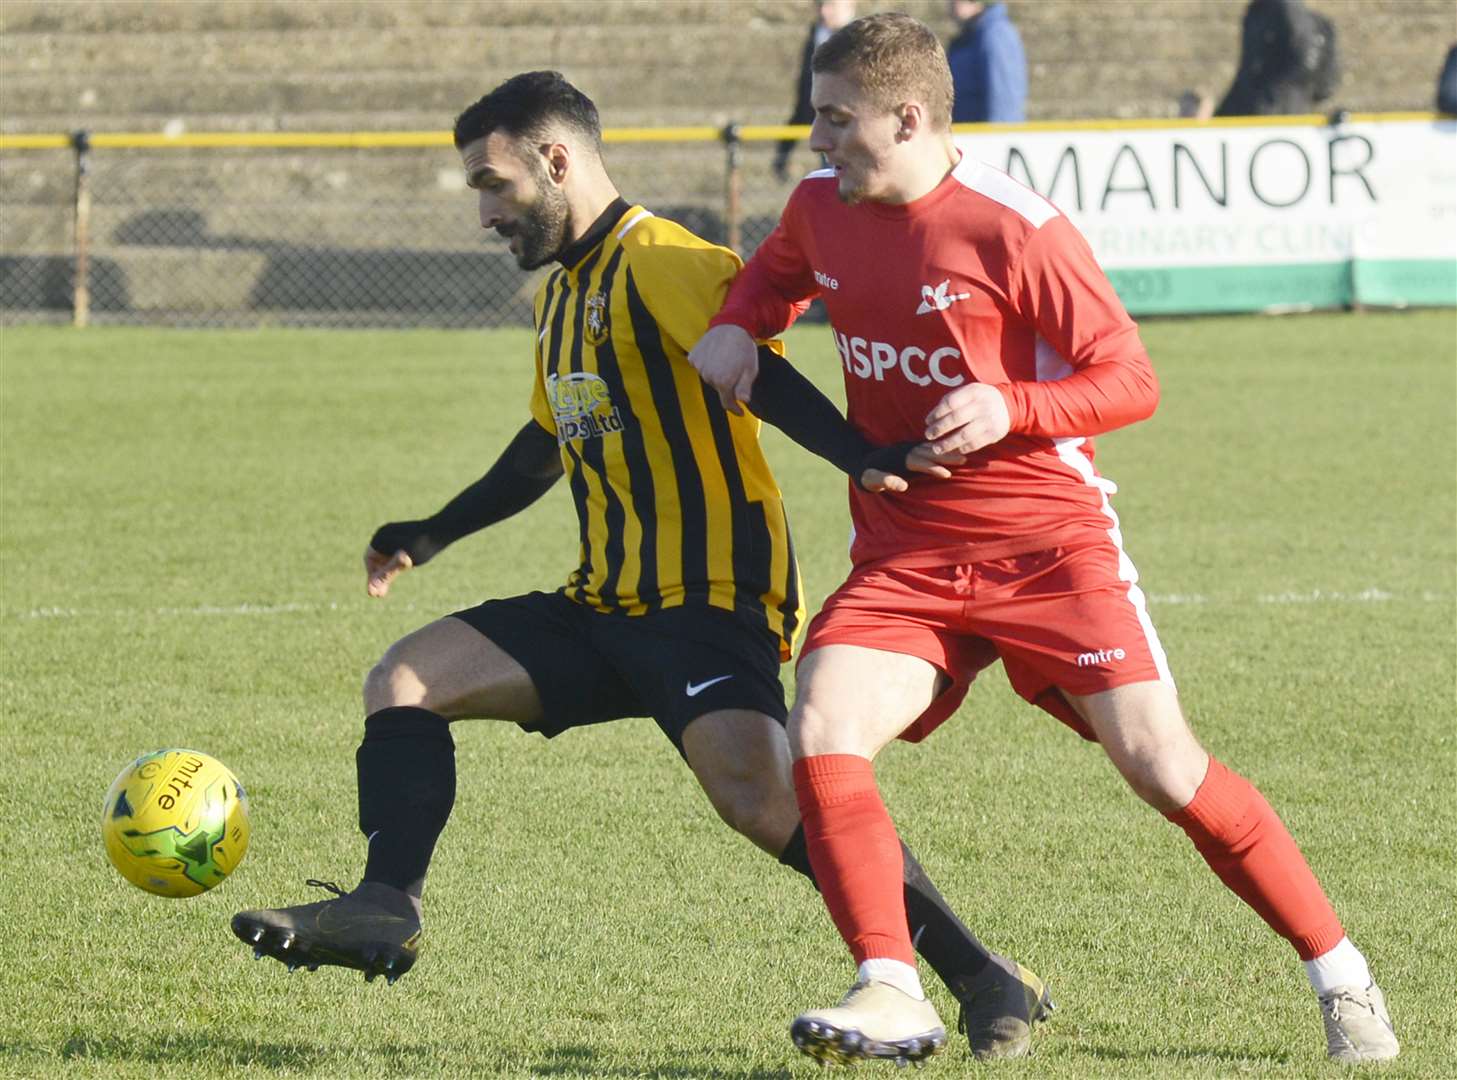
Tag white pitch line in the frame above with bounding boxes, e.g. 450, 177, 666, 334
1150, 589, 1452, 606
7, 591, 1451, 621
153, 601, 339, 616
13, 601, 419, 620
1254, 588, 1398, 604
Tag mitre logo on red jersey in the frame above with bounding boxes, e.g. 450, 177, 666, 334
831, 331, 966, 388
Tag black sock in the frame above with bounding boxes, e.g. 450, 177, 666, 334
357, 706, 456, 901
776, 823, 817, 881
899, 840, 997, 988
778, 824, 996, 988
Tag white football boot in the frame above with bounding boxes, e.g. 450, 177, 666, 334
790, 979, 947, 1066
1319, 982, 1399, 1063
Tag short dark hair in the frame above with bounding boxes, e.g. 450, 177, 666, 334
453, 71, 603, 153
813, 13, 953, 130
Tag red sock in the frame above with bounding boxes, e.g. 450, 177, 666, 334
793, 754, 914, 966
1166, 758, 1345, 960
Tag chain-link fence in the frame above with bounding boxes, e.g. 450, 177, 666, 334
0, 127, 816, 328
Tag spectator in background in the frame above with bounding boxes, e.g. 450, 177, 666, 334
1177, 89, 1215, 120
1438, 44, 1457, 114
1214, 0, 1341, 116
774, 0, 857, 180
946, 1, 1026, 123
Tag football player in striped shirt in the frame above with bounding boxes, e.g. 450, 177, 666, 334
690, 13, 1397, 1068
231, 70, 1048, 1061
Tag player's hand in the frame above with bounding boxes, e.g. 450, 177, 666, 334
923, 383, 1011, 455
364, 519, 439, 597
687, 324, 759, 415
905, 442, 967, 476
857, 442, 965, 492
365, 544, 413, 598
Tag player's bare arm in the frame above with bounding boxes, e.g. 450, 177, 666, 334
922, 383, 1012, 456
365, 419, 563, 597
687, 323, 760, 414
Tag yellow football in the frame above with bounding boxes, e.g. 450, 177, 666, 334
101, 749, 250, 897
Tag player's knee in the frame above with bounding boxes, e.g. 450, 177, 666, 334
1116, 743, 1207, 812
726, 795, 798, 854
788, 699, 842, 758
1091, 696, 1206, 811
699, 769, 797, 853
363, 648, 429, 713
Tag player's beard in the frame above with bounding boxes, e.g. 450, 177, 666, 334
503, 170, 571, 271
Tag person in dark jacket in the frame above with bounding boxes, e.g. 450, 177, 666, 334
946, 1, 1027, 123
1215, 0, 1341, 116
1437, 43, 1457, 114
773, 0, 857, 180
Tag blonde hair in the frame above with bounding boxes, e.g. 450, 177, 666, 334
812, 13, 954, 129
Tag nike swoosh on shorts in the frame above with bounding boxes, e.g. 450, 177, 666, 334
685, 675, 734, 697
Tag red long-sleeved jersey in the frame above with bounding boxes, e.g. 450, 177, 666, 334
712, 154, 1159, 568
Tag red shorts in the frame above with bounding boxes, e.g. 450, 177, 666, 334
798, 542, 1174, 742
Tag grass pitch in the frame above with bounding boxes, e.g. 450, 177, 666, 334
1, 312, 1453, 1078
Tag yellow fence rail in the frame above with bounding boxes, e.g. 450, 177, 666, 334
0, 112, 1444, 151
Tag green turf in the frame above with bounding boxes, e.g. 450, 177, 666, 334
1, 312, 1453, 1078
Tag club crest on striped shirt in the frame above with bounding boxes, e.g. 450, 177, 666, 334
584, 291, 610, 346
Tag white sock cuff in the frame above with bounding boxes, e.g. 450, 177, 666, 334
858, 958, 925, 1000
1304, 936, 1373, 996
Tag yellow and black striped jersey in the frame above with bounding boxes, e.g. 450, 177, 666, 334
528, 201, 803, 659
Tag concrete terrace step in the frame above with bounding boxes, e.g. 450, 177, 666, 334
0, 63, 795, 124
0, 102, 780, 135
2, 60, 1442, 136
2, 171, 768, 258
0, 21, 808, 77
0, 0, 823, 35
0, 202, 71, 252
4, 1, 1449, 132
0, 200, 444, 252
0, 149, 73, 206
0, 139, 730, 203
2, 148, 469, 204
2, 15, 1283, 82
1, 240, 543, 326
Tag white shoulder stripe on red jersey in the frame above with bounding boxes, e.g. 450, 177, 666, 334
952, 155, 1059, 228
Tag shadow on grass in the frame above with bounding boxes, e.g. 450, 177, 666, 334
39, 1032, 796, 1078
528, 1043, 794, 1079
55, 1029, 436, 1071
1082, 1041, 1294, 1067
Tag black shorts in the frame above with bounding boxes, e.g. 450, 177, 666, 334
450, 590, 787, 753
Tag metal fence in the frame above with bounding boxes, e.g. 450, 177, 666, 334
0, 126, 815, 328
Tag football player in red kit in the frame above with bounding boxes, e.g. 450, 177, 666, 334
688, 12, 1398, 1069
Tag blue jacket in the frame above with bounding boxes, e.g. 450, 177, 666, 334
947, 3, 1027, 123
